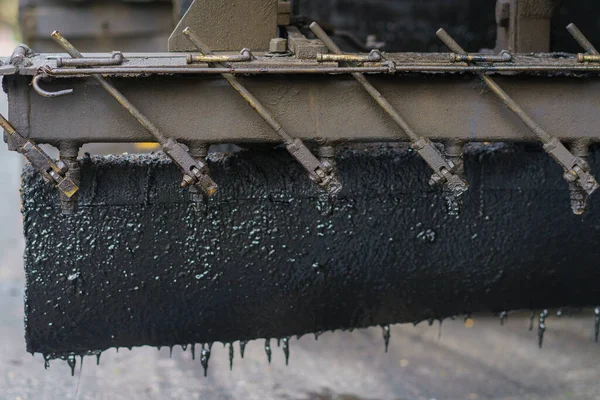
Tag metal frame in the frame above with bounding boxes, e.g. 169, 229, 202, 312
4, 17, 600, 213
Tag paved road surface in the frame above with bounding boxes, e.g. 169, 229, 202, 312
1, 34, 600, 400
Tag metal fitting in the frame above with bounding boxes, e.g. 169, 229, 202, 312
58, 142, 81, 215
56, 51, 124, 67
269, 38, 288, 54
577, 54, 600, 63
187, 142, 210, 203
186, 49, 254, 64
316, 49, 383, 63
10, 44, 33, 67
568, 140, 592, 215
453, 51, 512, 63
444, 140, 465, 176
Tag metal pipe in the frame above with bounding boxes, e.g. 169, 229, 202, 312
46, 66, 393, 76
182, 27, 342, 197
51, 31, 168, 145
50, 30, 218, 198
182, 29, 291, 145
310, 22, 468, 198
44, 63, 600, 77
316, 50, 383, 63
32, 74, 74, 98
437, 28, 598, 200
567, 23, 599, 56
56, 51, 124, 67
436, 28, 553, 145
310, 22, 418, 142
453, 51, 512, 63
577, 54, 600, 63
186, 49, 253, 64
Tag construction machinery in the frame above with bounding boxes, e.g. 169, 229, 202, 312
3, 0, 600, 374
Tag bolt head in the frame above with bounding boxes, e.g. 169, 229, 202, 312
269, 38, 287, 54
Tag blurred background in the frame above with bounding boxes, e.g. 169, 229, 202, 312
1, 1, 600, 399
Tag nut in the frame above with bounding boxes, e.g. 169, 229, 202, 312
269, 38, 287, 54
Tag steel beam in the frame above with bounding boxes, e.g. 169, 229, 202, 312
6, 73, 600, 145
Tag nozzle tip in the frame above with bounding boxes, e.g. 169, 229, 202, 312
182, 27, 191, 35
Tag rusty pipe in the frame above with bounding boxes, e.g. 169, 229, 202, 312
577, 54, 600, 63
186, 49, 253, 64
316, 49, 383, 63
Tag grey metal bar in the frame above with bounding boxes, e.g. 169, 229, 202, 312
567, 23, 599, 56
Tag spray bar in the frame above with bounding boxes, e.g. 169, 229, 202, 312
310, 22, 468, 198
182, 27, 342, 197
50, 31, 218, 198
436, 27, 599, 213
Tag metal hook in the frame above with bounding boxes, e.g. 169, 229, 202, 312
32, 74, 73, 98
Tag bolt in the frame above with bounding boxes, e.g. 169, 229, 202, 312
269, 38, 287, 54
181, 174, 195, 188
187, 142, 209, 202
58, 142, 80, 215
429, 173, 444, 187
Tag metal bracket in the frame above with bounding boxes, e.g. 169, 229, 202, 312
50, 31, 218, 198
182, 27, 342, 197
0, 113, 78, 198
309, 22, 468, 200
437, 27, 599, 212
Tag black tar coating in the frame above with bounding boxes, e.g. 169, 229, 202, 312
22, 145, 600, 357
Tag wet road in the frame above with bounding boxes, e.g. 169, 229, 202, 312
1, 39, 600, 400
